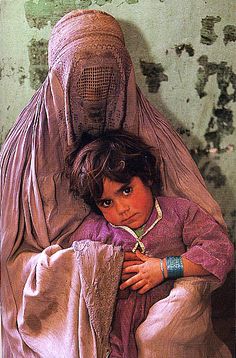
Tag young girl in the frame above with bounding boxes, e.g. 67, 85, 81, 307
68, 129, 233, 358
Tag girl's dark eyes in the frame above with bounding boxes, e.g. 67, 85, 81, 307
97, 186, 133, 208
99, 199, 112, 208
123, 186, 133, 195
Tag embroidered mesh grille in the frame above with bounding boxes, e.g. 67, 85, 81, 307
77, 66, 117, 101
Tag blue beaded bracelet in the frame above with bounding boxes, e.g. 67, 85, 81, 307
166, 256, 184, 279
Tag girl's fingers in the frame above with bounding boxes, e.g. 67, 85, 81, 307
121, 273, 134, 281
130, 279, 146, 291
124, 252, 139, 261
122, 264, 141, 274
138, 284, 150, 295
120, 273, 140, 290
123, 260, 143, 268
135, 251, 149, 262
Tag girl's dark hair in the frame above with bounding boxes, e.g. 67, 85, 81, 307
66, 129, 161, 214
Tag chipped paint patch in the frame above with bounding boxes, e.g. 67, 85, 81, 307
204, 109, 234, 151
195, 56, 235, 151
0, 60, 27, 85
200, 16, 221, 45
190, 147, 208, 166
200, 161, 226, 188
213, 108, 233, 135
28, 39, 48, 90
196, 57, 235, 103
78, 0, 92, 7
25, 0, 139, 27
223, 25, 236, 45
217, 62, 236, 106
175, 44, 194, 57
0, 60, 7, 81
140, 60, 168, 93
125, 0, 139, 3
78, 0, 138, 7
25, 0, 77, 29
18, 66, 27, 85
176, 127, 191, 137
195, 56, 217, 98
94, 0, 112, 5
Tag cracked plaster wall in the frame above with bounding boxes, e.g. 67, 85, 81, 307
0, 0, 235, 351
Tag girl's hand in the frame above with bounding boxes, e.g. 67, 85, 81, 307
120, 251, 164, 294
121, 251, 143, 281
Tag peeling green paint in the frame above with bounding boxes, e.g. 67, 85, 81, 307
196, 56, 235, 151
196, 56, 235, 102
176, 127, 191, 137
214, 108, 233, 135
140, 60, 168, 93
94, 0, 112, 5
0, 61, 27, 85
24, 0, 139, 29
196, 56, 217, 98
79, 0, 138, 6
228, 224, 236, 243
228, 210, 236, 242
223, 25, 236, 45
78, 0, 92, 7
217, 62, 236, 106
190, 147, 206, 166
28, 39, 48, 90
18, 66, 27, 85
200, 16, 221, 45
25, 0, 77, 29
79, 0, 114, 6
190, 148, 230, 189
204, 107, 234, 150
200, 161, 226, 188
125, 0, 138, 4
175, 43, 194, 57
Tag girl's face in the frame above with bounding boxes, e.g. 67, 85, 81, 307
96, 176, 154, 229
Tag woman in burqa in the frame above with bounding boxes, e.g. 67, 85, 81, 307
0, 9, 230, 358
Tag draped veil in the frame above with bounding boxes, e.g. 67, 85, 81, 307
0, 9, 225, 357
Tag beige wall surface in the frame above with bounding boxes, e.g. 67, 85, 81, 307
0, 0, 235, 352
